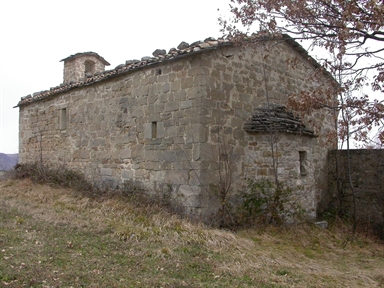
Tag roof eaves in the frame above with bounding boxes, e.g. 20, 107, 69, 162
16, 38, 231, 107
16, 35, 335, 108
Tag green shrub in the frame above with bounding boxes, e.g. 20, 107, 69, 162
241, 178, 301, 226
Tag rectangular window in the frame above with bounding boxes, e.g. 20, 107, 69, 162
60, 108, 67, 130
299, 151, 307, 176
151, 121, 157, 138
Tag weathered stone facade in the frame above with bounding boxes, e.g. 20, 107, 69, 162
17, 36, 336, 219
327, 149, 384, 226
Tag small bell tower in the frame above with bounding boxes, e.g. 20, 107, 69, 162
60, 52, 110, 84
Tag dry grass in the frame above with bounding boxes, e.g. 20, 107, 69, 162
1, 178, 383, 287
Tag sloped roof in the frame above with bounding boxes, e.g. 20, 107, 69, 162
243, 105, 315, 137
60, 52, 110, 66
16, 34, 330, 107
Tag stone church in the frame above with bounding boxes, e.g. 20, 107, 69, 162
16, 35, 336, 219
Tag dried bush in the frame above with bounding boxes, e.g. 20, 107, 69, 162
12, 163, 96, 194
10, 163, 186, 217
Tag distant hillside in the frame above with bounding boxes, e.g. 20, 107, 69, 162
0, 153, 18, 170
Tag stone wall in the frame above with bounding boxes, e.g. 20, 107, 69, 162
20, 54, 208, 216
327, 149, 384, 225
198, 43, 335, 217
19, 40, 336, 219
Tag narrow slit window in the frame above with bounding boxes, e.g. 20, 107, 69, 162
60, 108, 67, 130
299, 151, 307, 176
151, 121, 157, 138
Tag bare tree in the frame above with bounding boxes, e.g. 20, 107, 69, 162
220, 0, 384, 145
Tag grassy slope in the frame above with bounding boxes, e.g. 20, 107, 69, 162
0, 178, 383, 288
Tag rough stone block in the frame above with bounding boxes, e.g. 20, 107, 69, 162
262, 151, 282, 158
143, 123, 152, 139
134, 169, 148, 178
174, 90, 187, 101
131, 107, 144, 118
181, 77, 193, 89
79, 150, 90, 159
171, 80, 181, 91
101, 168, 113, 176
162, 83, 170, 93
172, 62, 184, 72
145, 150, 162, 161
187, 87, 203, 100
164, 101, 179, 112
193, 143, 214, 161
164, 151, 177, 162
165, 126, 179, 138
165, 170, 189, 185
180, 100, 193, 110
178, 149, 192, 161
131, 145, 143, 160
233, 128, 245, 140
194, 75, 207, 86
121, 170, 133, 179
120, 148, 131, 159
186, 124, 208, 143
187, 67, 207, 77
142, 161, 162, 170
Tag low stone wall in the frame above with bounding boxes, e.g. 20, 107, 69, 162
327, 149, 384, 227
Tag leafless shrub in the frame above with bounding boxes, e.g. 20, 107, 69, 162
10, 162, 186, 218
11, 163, 96, 195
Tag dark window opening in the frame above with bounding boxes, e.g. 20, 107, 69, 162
152, 122, 157, 138
60, 108, 67, 130
84, 60, 95, 76
299, 151, 307, 176
157, 69, 162, 75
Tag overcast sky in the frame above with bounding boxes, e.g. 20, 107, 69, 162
0, 0, 230, 154
1, 1, 381, 154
